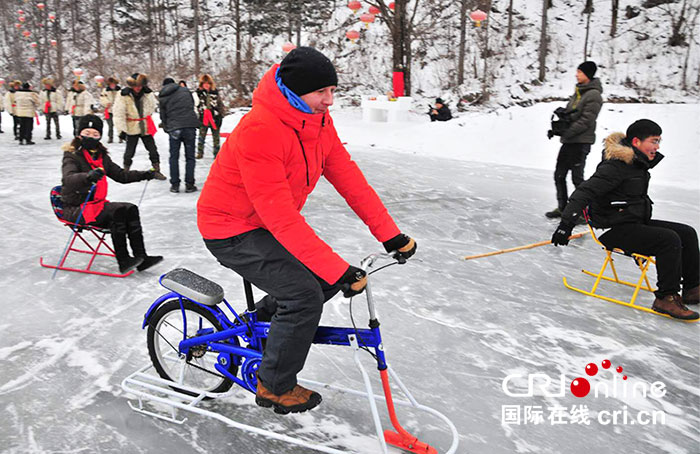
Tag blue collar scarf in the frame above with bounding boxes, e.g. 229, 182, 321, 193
275, 68, 312, 114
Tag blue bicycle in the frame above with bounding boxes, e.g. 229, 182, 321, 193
125, 252, 459, 454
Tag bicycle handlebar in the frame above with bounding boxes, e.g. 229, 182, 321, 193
360, 251, 399, 272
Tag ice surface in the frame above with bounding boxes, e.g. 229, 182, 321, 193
0, 105, 698, 454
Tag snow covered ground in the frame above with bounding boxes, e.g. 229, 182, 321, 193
0, 103, 698, 454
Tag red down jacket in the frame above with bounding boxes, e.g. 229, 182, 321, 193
197, 64, 400, 285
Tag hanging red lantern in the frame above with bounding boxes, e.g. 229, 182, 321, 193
19, 16, 26, 22
15, 23, 22, 29
73, 68, 84, 79
49, 12, 55, 21
345, 29, 360, 43
28, 57, 36, 63
470, 9, 488, 27
347, 1, 361, 13
0, 78, 5, 86
30, 41, 38, 48
38, 23, 44, 27
369, 5, 380, 15
22, 30, 31, 38
37, 3, 46, 10
18, 9, 25, 15
94, 75, 105, 87
282, 42, 296, 53
360, 13, 375, 28
389, 2, 395, 10
50, 39, 57, 46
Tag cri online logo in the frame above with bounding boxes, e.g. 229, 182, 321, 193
502, 359, 667, 399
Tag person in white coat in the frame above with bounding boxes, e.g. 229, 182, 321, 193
66, 80, 95, 137
39, 77, 64, 140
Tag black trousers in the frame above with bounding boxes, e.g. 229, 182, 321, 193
72, 116, 82, 137
599, 220, 700, 298
124, 134, 160, 168
554, 143, 591, 210
45, 112, 60, 138
106, 117, 114, 142
92, 201, 146, 259
18, 116, 33, 141
13, 115, 21, 139
204, 229, 341, 395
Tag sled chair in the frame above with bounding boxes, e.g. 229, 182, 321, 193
563, 208, 658, 314
39, 185, 134, 278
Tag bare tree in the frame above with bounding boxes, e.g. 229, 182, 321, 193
507, 0, 514, 40
583, 0, 592, 59
681, 3, 699, 90
193, 0, 201, 75
538, 0, 548, 81
457, 0, 469, 85
611, 0, 619, 37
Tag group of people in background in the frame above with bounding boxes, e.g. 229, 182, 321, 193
0, 72, 227, 191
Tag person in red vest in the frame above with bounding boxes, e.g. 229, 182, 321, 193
197, 47, 417, 414
61, 115, 163, 274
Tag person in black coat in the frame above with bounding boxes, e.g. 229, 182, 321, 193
551, 119, 699, 320
159, 78, 200, 193
61, 115, 163, 274
429, 97, 452, 122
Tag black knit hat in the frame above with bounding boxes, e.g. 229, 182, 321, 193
279, 47, 338, 96
77, 115, 104, 137
577, 61, 597, 80
162, 77, 175, 86
626, 119, 662, 142
435, 97, 445, 104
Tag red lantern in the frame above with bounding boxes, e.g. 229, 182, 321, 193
470, 9, 488, 27
15, 23, 22, 29
18, 9, 25, 15
360, 13, 375, 28
348, 1, 361, 13
389, 2, 395, 10
369, 5, 380, 15
0, 78, 5, 86
50, 39, 57, 46
282, 42, 296, 53
94, 75, 105, 87
19, 16, 26, 22
28, 57, 36, 63
22, 30, 31, 38
345, 30, 360, 43
30, 41, 37, 48
37, 3, 46, 10
49, 13, 55, 21
73, 68, 84, 77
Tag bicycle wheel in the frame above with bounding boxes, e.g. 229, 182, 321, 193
146, 299, 237, 396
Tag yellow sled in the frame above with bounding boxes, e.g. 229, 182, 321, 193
563, 221, 698, 323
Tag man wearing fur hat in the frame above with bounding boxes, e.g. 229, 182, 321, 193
429, 97, 452, 122
198, 47, 417, 414
14, 82, 40, 145
100, 77, 121, 143
552, 119, 699, 321
66, 80, 96, 137
113, 73, 166, 179
194, 74, 225, 159
546, 61, 603, 219
40, 77, 64, 140
4, 80, 22, 140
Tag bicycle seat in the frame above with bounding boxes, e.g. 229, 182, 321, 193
160, 268, 224, 306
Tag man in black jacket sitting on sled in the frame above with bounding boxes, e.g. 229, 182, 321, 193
551, 119, 699, 320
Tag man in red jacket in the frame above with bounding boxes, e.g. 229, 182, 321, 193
197, 47, 416, 414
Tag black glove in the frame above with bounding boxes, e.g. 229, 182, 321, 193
119, 131, 127, 141
143, 169, 156, 180
547, 130, 555, 140
86, 167, 105, 183
382, 233, 417, 263
552, 221, 575, 246
337, 265, 367, 298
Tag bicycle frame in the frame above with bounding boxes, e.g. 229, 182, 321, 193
127, 252, 459, 454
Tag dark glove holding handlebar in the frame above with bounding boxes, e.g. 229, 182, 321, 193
87, 167, 105, 183
382, 233, 417, 263
551, 221, 575, 246
337, 265, 368, 298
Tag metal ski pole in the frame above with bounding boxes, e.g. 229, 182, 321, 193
138, 179, 150, 208
51, 184, 97, 280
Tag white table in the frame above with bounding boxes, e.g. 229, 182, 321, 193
361, 95, 413, 122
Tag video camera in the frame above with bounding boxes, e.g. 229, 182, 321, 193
547, 107, 572, 140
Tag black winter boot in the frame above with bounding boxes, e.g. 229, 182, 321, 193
112, 229, 143, 274
127, 221, 163, 272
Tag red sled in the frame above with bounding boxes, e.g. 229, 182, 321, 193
40, 185, 134, 278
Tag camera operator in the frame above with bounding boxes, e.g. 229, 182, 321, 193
545, 61, 603, 219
